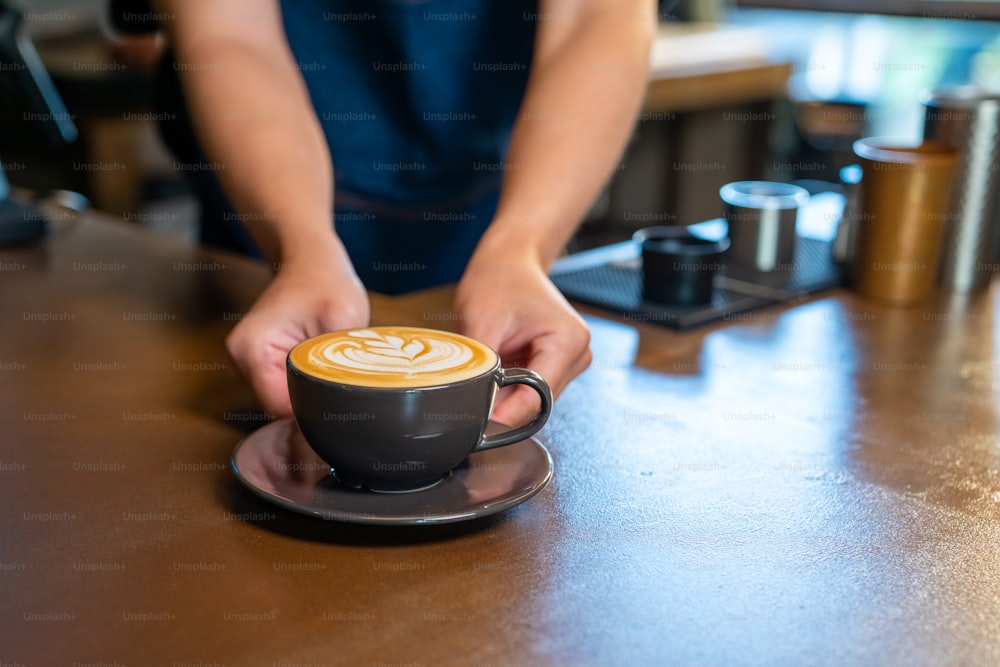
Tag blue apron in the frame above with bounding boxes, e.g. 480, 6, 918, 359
161, 0, 537, 294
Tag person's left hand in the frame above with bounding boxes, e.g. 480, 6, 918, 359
453, 256, 591, 427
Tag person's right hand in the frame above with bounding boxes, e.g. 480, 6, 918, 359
225, 252, 369, 419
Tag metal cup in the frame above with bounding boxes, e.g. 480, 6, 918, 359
922, 86, 1000, 291
851, 138, 958, 305
833, 164, 863, 270
720, 181, 810, 273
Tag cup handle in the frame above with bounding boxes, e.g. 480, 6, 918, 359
474, 367, 552, 451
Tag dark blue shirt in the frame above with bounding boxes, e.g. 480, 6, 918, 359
281, 0, 537, 210
159, 0, 538, 293
281, 0, 539, 292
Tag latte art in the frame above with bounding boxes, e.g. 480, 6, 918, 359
319, 330, 473, 374
289, 327, 498, 387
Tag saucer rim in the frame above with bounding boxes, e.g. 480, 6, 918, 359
230, 419, 553, 526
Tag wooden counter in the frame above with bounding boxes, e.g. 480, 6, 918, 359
2, 215, 999, 665
646, 23, 792, 113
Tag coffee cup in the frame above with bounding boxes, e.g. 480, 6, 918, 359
286, 326, 552, 493
851, 138, 958, 305
634, 225, 730, 306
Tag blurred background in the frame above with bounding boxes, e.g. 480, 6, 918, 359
3, 0, 1000, 250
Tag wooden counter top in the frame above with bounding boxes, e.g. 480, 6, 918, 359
2, 214, 999, 665
645, 23, 793, 113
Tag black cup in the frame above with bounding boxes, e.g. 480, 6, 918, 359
634, 226, 730, 306
287, 330, 552, 493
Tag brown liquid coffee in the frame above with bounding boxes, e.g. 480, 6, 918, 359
288, 326, 497, 388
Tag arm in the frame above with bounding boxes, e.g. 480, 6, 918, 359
456, 0, 656, 424
155, 0, 342, 265
477, 0, 656, 268
155, 0, 368, 416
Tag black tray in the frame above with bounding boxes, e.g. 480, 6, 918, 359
552, 232, 844, 330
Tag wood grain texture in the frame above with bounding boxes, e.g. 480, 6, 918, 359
644, 24, 792, 114
645, 62, 793, 114
2, 215, 999, 666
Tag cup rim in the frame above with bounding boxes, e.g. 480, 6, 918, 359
641, 235, 730, 258
920, 84, 1000, 110
287, 356, 504, 392
632, 224, 727, 246
719, 181, 810, 210
852, 137, 956, 164
286, 326, 502, 391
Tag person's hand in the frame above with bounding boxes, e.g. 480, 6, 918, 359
453, 256, 591, 427
225, 253, 369, 418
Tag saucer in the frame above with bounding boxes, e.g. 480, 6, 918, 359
230, 419, 553, 525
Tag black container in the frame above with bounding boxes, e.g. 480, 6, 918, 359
634, 226, 730, 306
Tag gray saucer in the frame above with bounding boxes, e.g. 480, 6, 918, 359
231, 419, 553, 525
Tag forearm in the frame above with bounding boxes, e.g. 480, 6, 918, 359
158, 5, 341, 266
473, 3, 655, 269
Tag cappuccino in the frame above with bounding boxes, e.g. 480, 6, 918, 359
288, 326, 497, 388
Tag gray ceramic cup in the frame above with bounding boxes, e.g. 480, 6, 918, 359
286, 333, 552, 493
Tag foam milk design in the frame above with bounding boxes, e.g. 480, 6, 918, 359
289, 327, 497, 388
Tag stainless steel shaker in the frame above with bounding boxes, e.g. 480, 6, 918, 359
922, 86, 1000, 291
720, 181, 810, 273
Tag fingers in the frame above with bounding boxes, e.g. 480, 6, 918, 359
458, 318, 509, 363
247, 349, 294, 418
491, 327, 591, 427
520, 323, 592, 397
455, 267, 592, 427
227, 330, 294, 418
490, 385, 541, 429
223, 269, 371, 421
